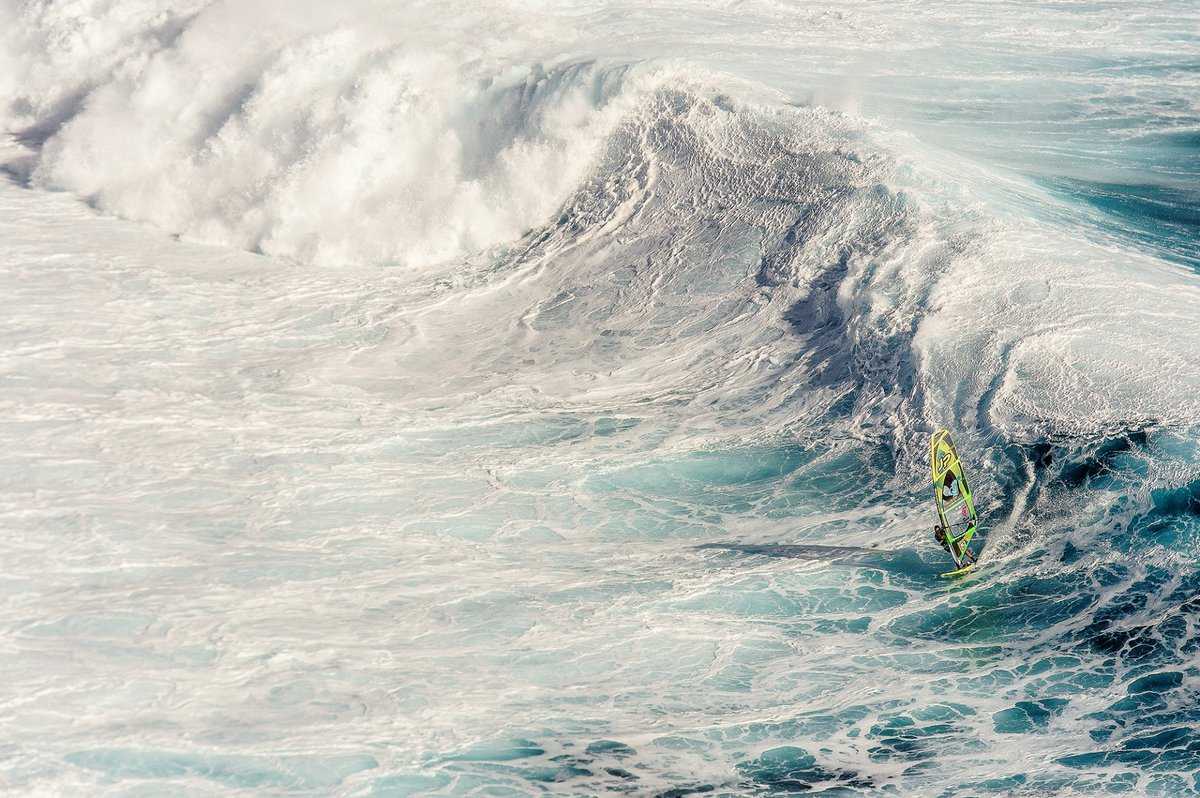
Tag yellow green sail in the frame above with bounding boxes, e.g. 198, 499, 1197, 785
931, 429, 977, 570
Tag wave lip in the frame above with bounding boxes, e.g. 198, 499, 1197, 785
4, 2, 630, 268
36, 50, 629, 267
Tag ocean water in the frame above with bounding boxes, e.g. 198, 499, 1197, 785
2, 1, 1200, 796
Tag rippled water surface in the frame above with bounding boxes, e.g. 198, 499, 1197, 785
3, 1, 1200, 795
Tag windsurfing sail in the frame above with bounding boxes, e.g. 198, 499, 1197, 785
931, 429, 978, 567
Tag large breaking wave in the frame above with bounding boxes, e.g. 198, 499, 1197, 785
4, 1, 1200, 796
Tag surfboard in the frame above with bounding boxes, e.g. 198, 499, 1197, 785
931, 429, 978, 576
940, 561, 977, 578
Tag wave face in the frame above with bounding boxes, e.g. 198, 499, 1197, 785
3, 1, 1200, 796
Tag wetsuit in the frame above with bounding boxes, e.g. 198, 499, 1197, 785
934, 525, 952, 554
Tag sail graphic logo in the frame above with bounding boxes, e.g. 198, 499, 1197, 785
938, 450, 953, 471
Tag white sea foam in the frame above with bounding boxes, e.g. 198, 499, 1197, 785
5, 0, 1197, 267
10, 4, 601, 267
4, 1, 1200, 796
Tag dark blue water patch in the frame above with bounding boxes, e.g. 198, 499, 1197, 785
1059, 566, 1200, 784
971, 773, 1029, 793
1128, 127, 1200, 180
787, 703, 900, 742
992, 698, 1069, 734
1118, 475, 1200, 552
653, 786, 718, 798
1000, 575, 1097, 631
1129, 671, 1185, 694
1107, 772, 1144, 793
884, 571, 1094, 644
954, 769, 1147, 797
1037, 176, 1200, 270
860, 703, 983, 775
778, 249, 856, 390
1080, 567, 1200, 664
1000, 428, 1200, 560
426, 736, 733, 795
435, 750, 592, 790
1053, 430, 1149, 490
585, 740, 637, 758
988, 429, 1153, 553
1130, 514, 1200, 561
1057, 724, 1200, 779
1149, 478, 1200, 517
1084, 670, 1189, 743
1060, 540, 1084, 565
753, 165, 932, 446
737, 745, 875, 794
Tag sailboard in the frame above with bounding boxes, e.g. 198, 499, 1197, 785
931, 429, 978, 577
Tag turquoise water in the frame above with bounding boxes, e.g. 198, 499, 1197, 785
3, 1, 1200, 796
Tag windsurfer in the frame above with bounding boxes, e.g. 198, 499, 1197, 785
933, 524, 952, 554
